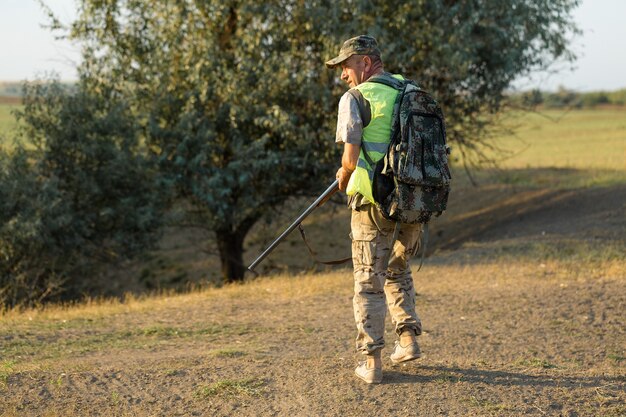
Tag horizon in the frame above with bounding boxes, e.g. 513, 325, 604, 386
1, 0, 626, 92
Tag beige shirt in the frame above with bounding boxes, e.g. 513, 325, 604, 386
335, 91, 364, 145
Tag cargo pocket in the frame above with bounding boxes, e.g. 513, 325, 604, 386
351, 228, 377, 270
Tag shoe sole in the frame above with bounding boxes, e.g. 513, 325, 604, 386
390, 353, 421, 365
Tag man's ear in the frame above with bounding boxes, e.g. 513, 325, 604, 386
363, 55, 372, 72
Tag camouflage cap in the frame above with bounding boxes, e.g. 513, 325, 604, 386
325, 35, 381, 69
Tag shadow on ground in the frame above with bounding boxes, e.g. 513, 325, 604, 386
385, 365, 626, 389
429, 169, 625, 255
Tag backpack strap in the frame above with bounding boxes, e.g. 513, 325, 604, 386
380, 221, 429, 273
381, 221, 402, 271
346, 88, 371, 128
416, 223, 428, 272
347, 88, 375, 167
366, 73, 406, 91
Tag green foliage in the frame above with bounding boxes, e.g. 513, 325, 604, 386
0, 104, 22, 139
0, 147, 64, 308
0, 81, 164, 308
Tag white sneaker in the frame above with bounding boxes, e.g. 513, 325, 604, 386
354, 361, 383, 384
390, 340, 421, 364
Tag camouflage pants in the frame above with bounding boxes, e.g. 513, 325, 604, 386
351, 204, 422, 355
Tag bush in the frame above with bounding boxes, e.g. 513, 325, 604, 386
0, 147, 67, 307
0, 81, 166, 308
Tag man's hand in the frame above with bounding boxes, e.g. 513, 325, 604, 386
336, 166, 353, 191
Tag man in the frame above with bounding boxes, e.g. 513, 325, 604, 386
326, 35, 423, 384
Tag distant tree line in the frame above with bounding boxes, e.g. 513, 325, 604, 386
0, 82, 75, 98
0, 0, 581, 308
509, 87, 626, 109
6, 83, 625, 109
0, 83, 22, 97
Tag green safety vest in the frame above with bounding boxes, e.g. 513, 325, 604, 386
346, 74, 403, 204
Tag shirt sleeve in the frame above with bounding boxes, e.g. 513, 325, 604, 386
335, 91, 363, 145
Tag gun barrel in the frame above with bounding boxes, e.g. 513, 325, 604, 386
247, 179, 339, 273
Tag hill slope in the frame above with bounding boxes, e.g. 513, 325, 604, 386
2, 178, 625, 416
1, 108, 625, 416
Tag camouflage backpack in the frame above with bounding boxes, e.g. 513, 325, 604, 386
361, 74, 451, 225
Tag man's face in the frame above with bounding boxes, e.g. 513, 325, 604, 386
341, 55, 368, 88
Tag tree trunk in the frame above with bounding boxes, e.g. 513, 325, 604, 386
215, 228, 246, 283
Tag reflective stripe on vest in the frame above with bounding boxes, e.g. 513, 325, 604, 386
346, 74, 403, 204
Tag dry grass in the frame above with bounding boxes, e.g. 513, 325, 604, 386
0, 270, 349, 327
4, 257, 615, 320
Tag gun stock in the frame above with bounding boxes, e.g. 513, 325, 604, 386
247, 180, 339, 273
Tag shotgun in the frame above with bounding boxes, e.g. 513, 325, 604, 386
248, 179, 344, 273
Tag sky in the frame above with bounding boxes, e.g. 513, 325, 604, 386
1, 0, 625, 92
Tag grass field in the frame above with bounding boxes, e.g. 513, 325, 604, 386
488, 109, 625, 170
467, 108, 626, 189
0, 103, 21, 139
0, 107, 624, 416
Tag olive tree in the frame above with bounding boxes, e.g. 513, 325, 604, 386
38, 0, 579, 282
